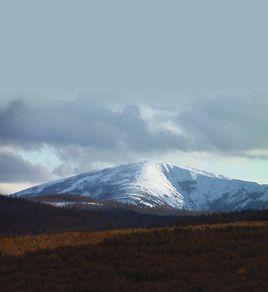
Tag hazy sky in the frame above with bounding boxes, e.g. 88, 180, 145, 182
0, 1, 267, 193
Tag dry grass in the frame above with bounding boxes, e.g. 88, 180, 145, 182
178, 220, 268, 231
0, 221, 267, 291
0, 228, 143, 256
1, 221, 267, 256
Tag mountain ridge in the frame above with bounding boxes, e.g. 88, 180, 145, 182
13, 161, 268, 211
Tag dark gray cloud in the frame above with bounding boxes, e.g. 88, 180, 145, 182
0, 98, 193, 179
1, 95, 267, 159
178, 94, 268, 153
0, 99, 189, 153
0, 152, 53, 183
0, 94, 267, 183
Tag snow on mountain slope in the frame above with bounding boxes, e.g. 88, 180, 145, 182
12, 162, 268, 211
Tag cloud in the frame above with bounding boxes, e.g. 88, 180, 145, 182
0, 99, 189, 153
178, 94, 268, 154
1, 94, 267, 160
0, 152, 53, 183
0, 94, 267, 184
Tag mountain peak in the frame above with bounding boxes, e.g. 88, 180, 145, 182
135, 160, 228, 180
13, 162, 268, 211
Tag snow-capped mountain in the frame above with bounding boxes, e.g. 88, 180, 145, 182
13, 162, 268, 211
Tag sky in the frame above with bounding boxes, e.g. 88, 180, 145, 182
0, 1, 267, 193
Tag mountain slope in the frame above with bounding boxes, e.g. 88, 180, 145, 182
13, 162, 268, 211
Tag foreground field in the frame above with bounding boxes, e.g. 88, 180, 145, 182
0, 221, 268, 291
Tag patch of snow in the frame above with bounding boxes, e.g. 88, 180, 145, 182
13, 161, 268, 211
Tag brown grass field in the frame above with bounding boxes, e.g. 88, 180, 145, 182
0, 221, 268, 291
